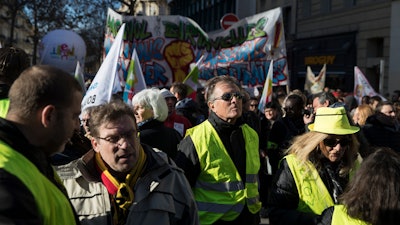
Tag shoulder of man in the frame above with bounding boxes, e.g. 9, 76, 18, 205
145, 144, 182, 171
53, 159, 81, 180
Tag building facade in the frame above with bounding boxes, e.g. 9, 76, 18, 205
258, 0, 398, 95
168, 0, 257, 32
0, 5, 34, 58
169, 0, 399, 95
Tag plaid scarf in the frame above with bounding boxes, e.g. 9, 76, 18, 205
95, 146, 147, 224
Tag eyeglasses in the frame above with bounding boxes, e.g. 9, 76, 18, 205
250, 104, 259, 107
212, 92, 243, 102
323, 137, 352, 147
96, 130, 136, 147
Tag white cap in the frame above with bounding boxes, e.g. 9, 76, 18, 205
160, 88, 175, 99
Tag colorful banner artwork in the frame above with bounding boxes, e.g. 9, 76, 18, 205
104, 7, 288, 88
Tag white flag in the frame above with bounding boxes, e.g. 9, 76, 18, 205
304, 64, 326, 94
258, 60, 274, 112
74, 61, 86, 95
123, 48, 146, 106
354, 66, 386, 105
81, 23, 126, 112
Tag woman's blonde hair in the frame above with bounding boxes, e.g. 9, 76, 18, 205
354, 104, 374, 126
286, 131, 360, 176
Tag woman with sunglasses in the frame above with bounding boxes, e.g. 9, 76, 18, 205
267, 106, 361, 225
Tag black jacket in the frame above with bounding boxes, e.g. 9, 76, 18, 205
362, 113, 400, 153
317, 207, 334, 225
138, 119, 182, 159
267, 116, 306, 174
0, 84, 10, 100
267, 156, 348, 225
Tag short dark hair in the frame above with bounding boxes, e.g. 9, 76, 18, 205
0, 47, 30, 84
375, 101, 394, 114
264, 101, 280, 110
313, 91, 337, 106
8, 65, 82, 119
89, 101, 137, 138
170, 82, 189, 99
204, 75, 241, 102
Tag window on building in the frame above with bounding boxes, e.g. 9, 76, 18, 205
344, 0, 356, 8
302, 0, 311, 18
367, 38, 384, 57
283, 6, 292, 37
321, 0, 332, 13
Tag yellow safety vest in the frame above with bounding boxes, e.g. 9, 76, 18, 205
0, 98, 10, 118
0, 141, 77, 225
186, 120, 261, 225
331, 205, 370, 225
285, 154, 334, 214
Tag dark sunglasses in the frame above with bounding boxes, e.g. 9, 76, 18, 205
213, 92, 243, 102
323, 137, 352, 147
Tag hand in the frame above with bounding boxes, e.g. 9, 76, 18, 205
303, 113, 315, 125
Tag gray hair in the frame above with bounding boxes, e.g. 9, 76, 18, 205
131, 88, 168, 122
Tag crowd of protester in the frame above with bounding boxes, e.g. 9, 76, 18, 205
1, 45, 400, 225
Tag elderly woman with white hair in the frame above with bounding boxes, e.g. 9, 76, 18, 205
131, 88, 182, 159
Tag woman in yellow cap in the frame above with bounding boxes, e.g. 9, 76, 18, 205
266, 106, 361, 225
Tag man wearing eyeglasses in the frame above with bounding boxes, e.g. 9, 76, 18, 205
55, 101, 199, 225
175, 75, 262, 225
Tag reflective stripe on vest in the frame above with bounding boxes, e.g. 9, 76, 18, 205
0, 98, 10, 118
187, 120, 261, 224
285, 154, 334, 214
0, 141, 77, 225
331, 205, 370, 225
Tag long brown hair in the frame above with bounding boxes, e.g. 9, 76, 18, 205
340, 147, 400, 225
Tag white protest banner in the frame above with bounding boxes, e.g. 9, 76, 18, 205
74, 61, 86, 94
104, 7, 288, 88
304, 64, 326, 94
258, 60, 274, 112
354, 66, 386, 105
81, 23, 125, 112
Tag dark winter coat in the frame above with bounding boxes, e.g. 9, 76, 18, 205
138, 119, 182, 159
362, 113, 400, 153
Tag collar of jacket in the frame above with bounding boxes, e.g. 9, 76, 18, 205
138, 118, 164, 131
208, 111, 244, 132
0, 117, 51, 177
0, 83, 10, 99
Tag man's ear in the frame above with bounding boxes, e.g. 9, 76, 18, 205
41, 105, 56, 127
208, 101, 215, 111
91, 138, 100, 153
